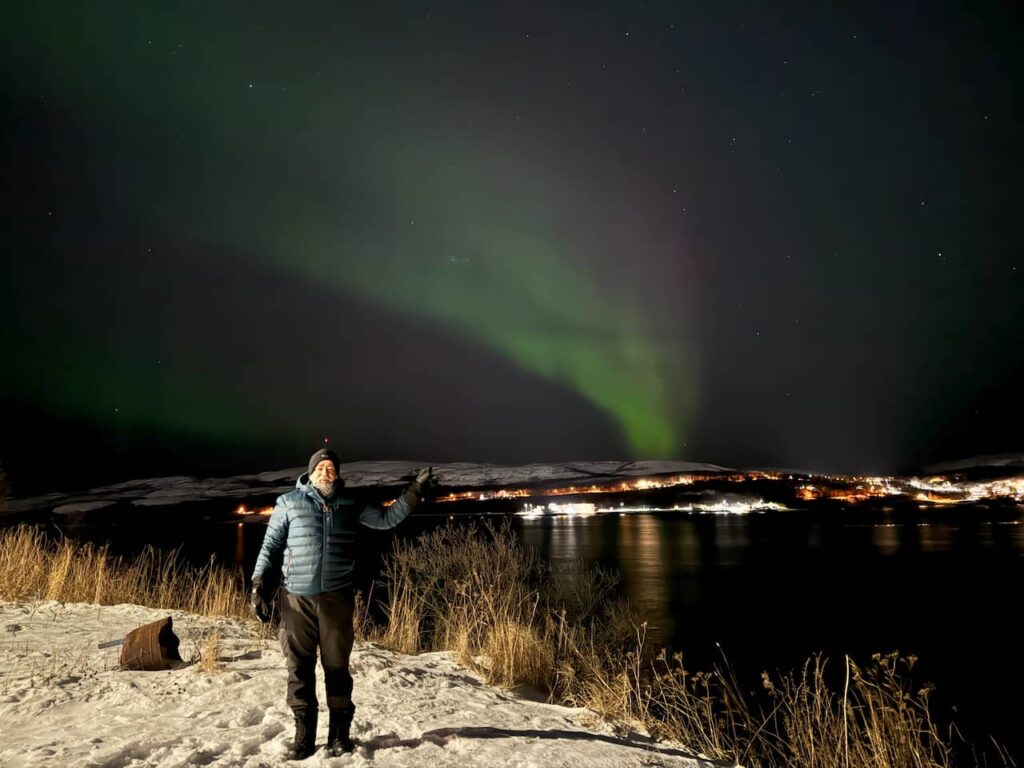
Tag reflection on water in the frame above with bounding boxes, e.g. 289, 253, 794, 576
617, 514, 668, 631
918, 523, 955, 553
872, 524, 899, 555
671, 520, 701, 605
867, 520, 1024, 557
999, 519, 1024, 551
713, 517, 750, 567
516, 513, 770, 639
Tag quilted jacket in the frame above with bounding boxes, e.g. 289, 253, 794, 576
251, 473, 415, 595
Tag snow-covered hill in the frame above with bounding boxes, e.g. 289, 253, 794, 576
4, 460, 734, 517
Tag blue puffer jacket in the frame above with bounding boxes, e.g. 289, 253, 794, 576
251, 473, 415, 595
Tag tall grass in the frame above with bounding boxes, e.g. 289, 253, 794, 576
0, 525, 249, 618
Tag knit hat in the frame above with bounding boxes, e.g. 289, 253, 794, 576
308, 448, 340, 476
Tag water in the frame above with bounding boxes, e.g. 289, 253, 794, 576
21, 503, 1024, 761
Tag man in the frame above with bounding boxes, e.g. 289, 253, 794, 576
250, 448, 434, 759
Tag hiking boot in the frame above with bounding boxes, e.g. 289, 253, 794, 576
287, 709, 317, 760
326, 705, 355, 756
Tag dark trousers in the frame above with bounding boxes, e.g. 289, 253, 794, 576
279, 589, 355, 715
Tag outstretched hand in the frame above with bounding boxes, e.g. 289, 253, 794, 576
411, 466, 438, 498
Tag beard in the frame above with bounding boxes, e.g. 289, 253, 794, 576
311, 477, 337, 499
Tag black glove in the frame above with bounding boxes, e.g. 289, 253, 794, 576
401, 466, 437, 509
250, 577, 273, 623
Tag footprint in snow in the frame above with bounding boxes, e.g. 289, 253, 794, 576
234, 707, 264, 727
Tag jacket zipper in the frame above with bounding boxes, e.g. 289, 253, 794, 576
322, 501, 330, 592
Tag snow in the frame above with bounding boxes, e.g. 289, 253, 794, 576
0, 601, 714, 767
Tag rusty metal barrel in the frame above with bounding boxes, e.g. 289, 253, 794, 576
119, 616, 184, 671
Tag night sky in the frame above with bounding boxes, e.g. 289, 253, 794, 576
2, 2, 1022, 493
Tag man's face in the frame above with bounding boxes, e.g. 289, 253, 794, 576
310, 460, 337, 485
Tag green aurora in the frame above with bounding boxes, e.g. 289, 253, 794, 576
4, 5, 697, 457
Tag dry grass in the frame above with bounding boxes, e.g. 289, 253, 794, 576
196, 629, 224, 674
364, 521, 557, 690
0, 525, 249, 619
749, 653, 953, 768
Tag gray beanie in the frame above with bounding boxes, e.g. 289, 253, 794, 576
308, 448, 340, 476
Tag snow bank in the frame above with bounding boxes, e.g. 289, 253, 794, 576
0, 601, 713, 767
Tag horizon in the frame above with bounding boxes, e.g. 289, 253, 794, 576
6, 450, 1023, 500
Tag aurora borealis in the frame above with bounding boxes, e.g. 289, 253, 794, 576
2, 2, 1022, 491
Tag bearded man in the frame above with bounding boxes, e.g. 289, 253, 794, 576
250, 448, 434, 759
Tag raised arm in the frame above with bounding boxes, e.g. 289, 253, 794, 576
359, 467, 435, 530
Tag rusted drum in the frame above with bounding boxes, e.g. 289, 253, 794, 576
119, 616, 184, 671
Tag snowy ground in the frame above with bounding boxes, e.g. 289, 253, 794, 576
0, 601, 718, 767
